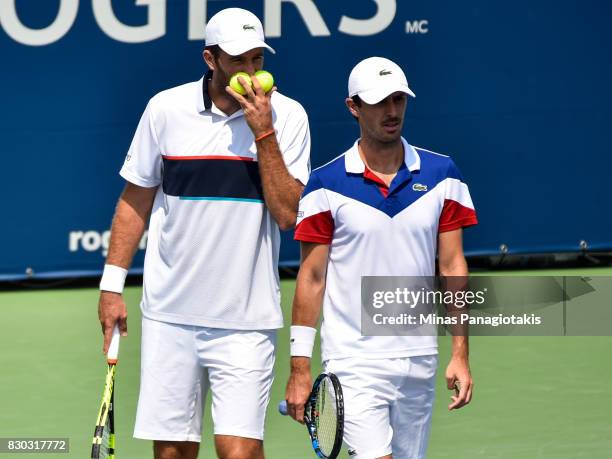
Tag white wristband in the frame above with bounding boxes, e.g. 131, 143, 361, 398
100, 264, 128, 294
290, 325, 317, 358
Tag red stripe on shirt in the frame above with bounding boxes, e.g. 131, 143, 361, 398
439, 199, 478, 233
294, 211, 334, 244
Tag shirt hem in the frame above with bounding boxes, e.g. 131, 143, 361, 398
294, 231, 332, 244
439, 216, 478, 233
322, 346, 438, 361
142, 309, 284, 330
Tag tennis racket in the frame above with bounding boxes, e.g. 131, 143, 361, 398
91, 325, 120, 459
279, 372, 344, 459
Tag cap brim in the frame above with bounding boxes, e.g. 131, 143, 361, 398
356, 84, 416, 104
219, 39, 276, 56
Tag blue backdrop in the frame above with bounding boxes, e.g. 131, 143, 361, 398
1, 0, 610, 279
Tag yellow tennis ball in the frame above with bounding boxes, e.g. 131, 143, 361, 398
254, 70, 274, 93
229, 72, 252, 95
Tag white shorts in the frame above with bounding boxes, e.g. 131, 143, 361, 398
134, 317, 276, 442
324, 355, 437, 459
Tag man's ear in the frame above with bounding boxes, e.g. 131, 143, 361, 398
345, 97, 359, 119
203, 49, 216, 70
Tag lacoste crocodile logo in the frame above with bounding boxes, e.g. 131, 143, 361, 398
243, 24, 256, 31
412, 183, 428, 192
379, 69, 392, 76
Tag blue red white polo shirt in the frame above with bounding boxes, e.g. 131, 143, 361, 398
294, 137, 477, 360
120, 72, 310, 329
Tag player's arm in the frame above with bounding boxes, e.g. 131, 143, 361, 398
98, 182, 157, 353
226, 77, 304, 230
438, 228, 473, 410
285, 242, 329, 423
255, 128, 304, 230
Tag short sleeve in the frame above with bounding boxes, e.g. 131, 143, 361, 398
438, 159, 478, 233
119, 99, 162, 188
278, 106, 311, 185
294, 173, 334, 244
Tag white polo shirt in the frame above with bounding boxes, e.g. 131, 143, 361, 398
295, 138, 477, 360
121, 72, 310, 329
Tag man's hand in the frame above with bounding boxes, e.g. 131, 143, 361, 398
98, 291, 128, 354
225, 74, 276, 137
445, 356, 473, 410
285, 357, 313, 423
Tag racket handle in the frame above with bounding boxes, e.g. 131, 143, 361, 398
107, 324, 121, 364
278, 400, 288, 416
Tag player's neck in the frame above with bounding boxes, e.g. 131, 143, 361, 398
358, 137, 404, 175
208, 79, 241, 116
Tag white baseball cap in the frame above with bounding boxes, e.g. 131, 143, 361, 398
348, 57, 415, 104
205, 8, 275, 56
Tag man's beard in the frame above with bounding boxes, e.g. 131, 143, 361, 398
211, 58, 231, 91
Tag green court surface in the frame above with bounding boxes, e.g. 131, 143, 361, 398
1, 268, 611, 458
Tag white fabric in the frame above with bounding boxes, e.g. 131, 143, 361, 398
121, 77, 310, 329
348, 57, 415, 103
134, 318, 276, 441
444, 177, 475, 208
99, 264, 128, 293
289, 325, 317, 357
324, 355, 437, 459
205, 8, 275, 55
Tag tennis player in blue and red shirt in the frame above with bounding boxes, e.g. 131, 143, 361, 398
285, 57, 478, 459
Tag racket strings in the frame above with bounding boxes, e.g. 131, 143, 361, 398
314, 378, 339, 456
92, 368, 115, 459
99, 417, 111, 459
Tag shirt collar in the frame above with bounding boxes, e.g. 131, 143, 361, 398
344, 137, 421, 174
197, 70, 245, 119
196, 70, 213, 113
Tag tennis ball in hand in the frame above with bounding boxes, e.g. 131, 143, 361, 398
254, 70, 274, 93
229, 72, 252, 95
